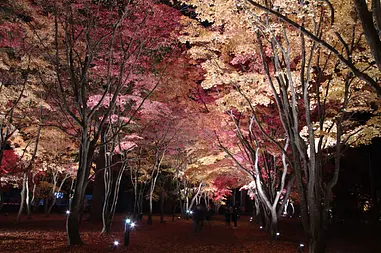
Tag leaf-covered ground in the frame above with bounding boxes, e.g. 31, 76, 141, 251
0, 214, 379, 253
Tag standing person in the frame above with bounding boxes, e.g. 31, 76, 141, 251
205, 205, 213, 232
232, 205, 239, 228
224, 205, 231, 227
192, 204, 204, 234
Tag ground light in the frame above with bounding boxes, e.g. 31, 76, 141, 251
298, 243, 305, 252
186, 210, 192, 220
260, 226, 263, 230
124, 218, 134, 246
250, 217, 253, 222
275, 232, 280, 240
112, 241, 119, 249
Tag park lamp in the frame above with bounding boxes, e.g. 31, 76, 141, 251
190, 210, 193, 214
259, 226, 263, 230
275, 232, 280, 240
298, 243, 305, 252
124, 218, 133, 246
66, 210, 70, 215
250, 217, 253, 222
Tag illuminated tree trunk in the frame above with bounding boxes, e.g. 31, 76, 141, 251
148, 170, 158, 225
189, 182, 203, 210
26, 174, 32, 219
48, 173, 70, 217
16, 121, 41, 224
101, 153, 112, 233
147, 189, 154, 225
30, 177, 37, 215
137, 184, 145, 218
102, 161, 126, 234
131, 148, 142, 219
16, 171, 27, 224
132, 168, 138, 218
67, 133, 94, 245
148, 146, 167, 225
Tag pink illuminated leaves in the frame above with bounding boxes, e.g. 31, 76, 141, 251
0, 150, 21, 175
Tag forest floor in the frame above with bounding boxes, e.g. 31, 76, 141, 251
0, 213, 380, 253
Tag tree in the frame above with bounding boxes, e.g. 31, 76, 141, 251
175, 0, 381, 251
26, 0, 180, 245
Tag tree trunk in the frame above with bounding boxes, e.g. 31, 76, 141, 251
66, 138, 92, 246
16, 171, 27, 224
101, 155, 112, 234
147, 190, 153, 225
102, 161, 125, 234
67, 191, 85, 245
308, 235, 325, 253
48, 174, 69, 217
160, 190, 165, 223
269, 208, 278, 239
89, 154, 105, 222
0, 192, 4, 211
26, 174, 32, 219
30, 183, 37, 214
133, 181, 138, 218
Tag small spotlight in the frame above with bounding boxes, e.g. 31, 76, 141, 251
189, 211, 193, 214
298, 243, 305, 252
126, 218, 131, 223
260, 226, 263, 230
177, 216, 181, 220
275, 232, 280, 239
66, 210, 70, 215
114, 241, 119, 246
130, 222, 135, 228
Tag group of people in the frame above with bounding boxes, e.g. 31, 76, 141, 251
191, 204, 240, 234
224, 205, 239, 228
191, 204, 213, 234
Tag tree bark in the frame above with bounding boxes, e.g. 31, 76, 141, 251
147, 190, 153, 225
160, 190, 165, 223
89, 151, 106, 222
353, 0, 381, 71
0, 192, 4, 211
16, 171, 27, 224
66, 134, 94, 245
48, 174, 70, 217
